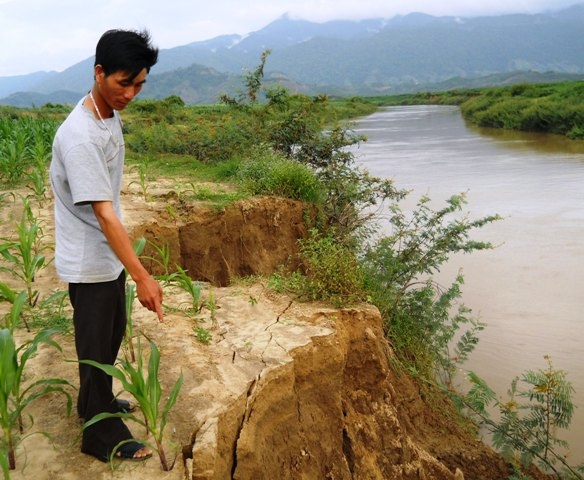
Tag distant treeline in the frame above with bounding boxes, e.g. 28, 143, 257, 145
366, 80, 584, 140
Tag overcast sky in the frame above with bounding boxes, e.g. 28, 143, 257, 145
0, 0, 580, 77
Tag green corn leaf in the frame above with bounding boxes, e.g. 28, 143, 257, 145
147, 340, 162, 417
0, 282, 16, 303
0, 243, 18, 263
160, 372, 184, 434
7, 290, 28, 330
0, 329, 17, 397
133, 237, 147, 256
78, 359, 128, 384
83, 411, 147, 430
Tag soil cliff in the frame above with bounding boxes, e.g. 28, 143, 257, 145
1, 180, 537, 480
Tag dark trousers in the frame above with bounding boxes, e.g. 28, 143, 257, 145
69, 271, 133, 457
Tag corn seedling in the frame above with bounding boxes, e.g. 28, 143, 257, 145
0, 139, 27, 186
80, 335, 184, 471
0, 328, 73, 472
205, 289, 218, 329
0, 197, 48, 315
165, 203, 178, 223
125, 283, 137, 363
129, 163, 151, 201
142, 240, 173, 283
0, 192, 15, 206
0, 285, 29, 331
123, 236, 147, 362
169, 266, 202, 314
26, 165, 47, 204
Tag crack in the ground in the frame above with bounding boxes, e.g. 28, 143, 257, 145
231, 374, 259, 478
261, 298, 295, 361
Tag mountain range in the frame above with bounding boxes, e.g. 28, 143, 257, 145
2, 4, 584, 107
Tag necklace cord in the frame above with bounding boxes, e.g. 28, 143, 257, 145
88, 90, 119, 142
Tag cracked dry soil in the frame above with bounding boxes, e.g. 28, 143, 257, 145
2, 175, 538, 480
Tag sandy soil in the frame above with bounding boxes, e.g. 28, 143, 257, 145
0, 175, 335, 480
1, 173, 549, 480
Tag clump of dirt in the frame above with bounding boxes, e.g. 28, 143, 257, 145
0, 177, 542, 480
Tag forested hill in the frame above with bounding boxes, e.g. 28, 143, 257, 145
2, 4, 584, 106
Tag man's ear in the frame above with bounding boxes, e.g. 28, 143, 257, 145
94, 64, 105, 82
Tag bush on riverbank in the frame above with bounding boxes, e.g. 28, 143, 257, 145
369, 80, 584, 140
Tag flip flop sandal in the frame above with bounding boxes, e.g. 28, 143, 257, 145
116, 441, 152, 461
115, 398, 136, 413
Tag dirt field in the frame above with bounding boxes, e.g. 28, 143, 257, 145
0, 174, 542, 480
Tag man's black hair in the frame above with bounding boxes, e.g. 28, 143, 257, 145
95, 29, 159, 80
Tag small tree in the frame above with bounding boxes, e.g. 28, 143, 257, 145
463, 357, 583, 478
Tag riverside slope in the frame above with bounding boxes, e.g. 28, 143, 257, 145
1, 175, 547, 480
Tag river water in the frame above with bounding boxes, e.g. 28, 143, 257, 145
352, 105, 584, 464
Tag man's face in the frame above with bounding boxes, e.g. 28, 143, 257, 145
96, 65, 148, 111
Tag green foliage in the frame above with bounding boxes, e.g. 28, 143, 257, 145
292, 123, 407, 246
168, 266, 202, 314
236, 144, 321, 202
81, 335, 184, 471
220, 49, 271, 107
0, 328, 73, 472
459, 81, 584, 137
0, 197, 49, 328
271, 228, 367, 308
27, 290, 70, 331
463, 357, 582, 479
371, 81, 584, 141
296, 229, 366, 307
193, 326, 212, 345
362, 193, 500, 383
129, 50, 372, 171
0, 114, 59, 187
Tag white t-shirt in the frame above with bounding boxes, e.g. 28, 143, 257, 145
50, 97, 125, 283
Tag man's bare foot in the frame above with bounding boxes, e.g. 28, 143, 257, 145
133, 446, 152, 459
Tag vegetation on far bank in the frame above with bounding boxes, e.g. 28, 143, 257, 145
367, 79, 584, 140
1, 53, 584, 478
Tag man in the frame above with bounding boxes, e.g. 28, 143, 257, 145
50, 29, 163, 462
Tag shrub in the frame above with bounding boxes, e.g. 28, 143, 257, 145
362, 193, 500, 384
285, 228, 367, 307
237, 145, 322, 202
